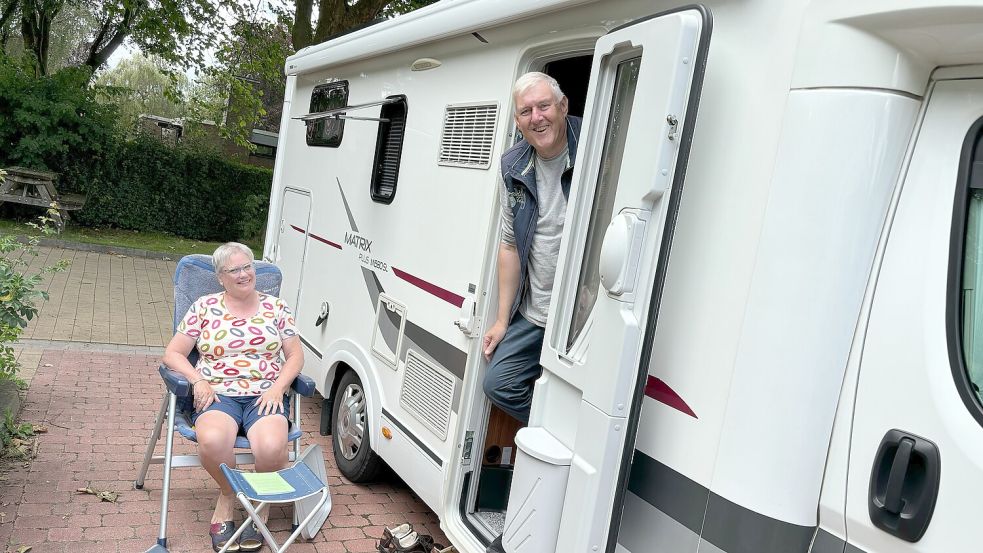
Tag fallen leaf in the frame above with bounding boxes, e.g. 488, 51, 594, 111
17, 545, 31, 553
41, 364, 52, 367
31, 425, 46, 433
76, 487, 118, 503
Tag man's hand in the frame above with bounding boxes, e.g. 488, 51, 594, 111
483, 320, 508, 361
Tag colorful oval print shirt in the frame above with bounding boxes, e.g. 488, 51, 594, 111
178, 292, 298, 396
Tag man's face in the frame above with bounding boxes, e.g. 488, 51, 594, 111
514, 81, 569, 158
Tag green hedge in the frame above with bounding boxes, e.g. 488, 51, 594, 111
0, 57, 272, 242
73, 137, 272, 242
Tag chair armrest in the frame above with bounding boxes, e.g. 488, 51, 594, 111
159, 365, 192, 397
291, 374, 316, 398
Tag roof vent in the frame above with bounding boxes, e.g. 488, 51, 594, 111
438, 102, 499, 169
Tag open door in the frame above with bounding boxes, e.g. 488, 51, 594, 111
501, 6, 711, 553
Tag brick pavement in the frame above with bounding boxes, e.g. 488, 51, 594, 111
0, 246, 448, 553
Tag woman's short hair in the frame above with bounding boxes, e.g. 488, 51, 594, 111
212, 242, 254, 273
512, 72, 565, 109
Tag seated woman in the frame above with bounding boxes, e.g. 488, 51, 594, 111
162, 242, 303, 552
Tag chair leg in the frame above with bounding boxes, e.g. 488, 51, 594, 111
135, 394, 169, 489
155, 393, 179, 549
292, 394, 302, 530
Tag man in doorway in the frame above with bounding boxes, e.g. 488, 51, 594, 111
482, 71, 582, 424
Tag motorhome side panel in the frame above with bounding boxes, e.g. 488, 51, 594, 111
274, 32, 522, 509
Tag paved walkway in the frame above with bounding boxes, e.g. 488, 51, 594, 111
0, 247, 446, 553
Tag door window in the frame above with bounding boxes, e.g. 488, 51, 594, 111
566, 56, 641, 350
959, 128, 983, 402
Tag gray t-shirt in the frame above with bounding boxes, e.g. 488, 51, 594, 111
499, 147, 569, 327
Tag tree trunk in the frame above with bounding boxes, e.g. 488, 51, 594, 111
292, 0, 313, 50
20, 0, 61, 76
84, 0, 144, 74
290, 0, 392, 50
0, 0, 19, 53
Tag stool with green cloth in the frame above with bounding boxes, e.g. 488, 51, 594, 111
217, 444, 332, 553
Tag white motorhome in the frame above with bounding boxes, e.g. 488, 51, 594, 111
263, 1, 983, 551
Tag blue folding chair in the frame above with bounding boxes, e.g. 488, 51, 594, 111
135, 254, 317, 553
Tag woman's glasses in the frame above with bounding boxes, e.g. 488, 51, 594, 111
222, 263, 254, 276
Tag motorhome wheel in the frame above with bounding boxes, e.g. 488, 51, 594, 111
332, 370, 384, 482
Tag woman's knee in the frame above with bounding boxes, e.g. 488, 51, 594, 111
247, 420, 288, 456
195, 415, 237, 452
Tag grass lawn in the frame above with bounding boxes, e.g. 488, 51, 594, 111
0, 218, 263, 257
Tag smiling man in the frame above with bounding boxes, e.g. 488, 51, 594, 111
482, 72, 582, 425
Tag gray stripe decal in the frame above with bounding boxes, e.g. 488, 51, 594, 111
401, 321, 467, 381
626, 451, 822, 553
337, 177, 359, 232
617, 492, 700, 552
703, 492, 814, 553
299, 335, 322, 359
382, 407, 442, 467
811, 529, 845, 553
626, 450, 709, 534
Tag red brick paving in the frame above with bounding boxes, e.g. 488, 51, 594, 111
0, 350, 447, 553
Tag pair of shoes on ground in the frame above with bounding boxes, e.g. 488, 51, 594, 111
377, 522, 452, 553
210, 521, 264, 552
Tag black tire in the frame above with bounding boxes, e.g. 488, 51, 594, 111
332, 369, 384, 482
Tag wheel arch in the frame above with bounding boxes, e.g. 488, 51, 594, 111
321, 339, 382, 451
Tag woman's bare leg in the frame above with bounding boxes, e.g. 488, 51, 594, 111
245, 415, 289, 522
195, 410, 239, 523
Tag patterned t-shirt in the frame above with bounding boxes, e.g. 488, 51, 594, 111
177, 292, 298, 396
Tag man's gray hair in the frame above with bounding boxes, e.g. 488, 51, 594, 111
213, 242, 255, 273
512, 72, 565, 110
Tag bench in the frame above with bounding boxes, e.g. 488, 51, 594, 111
0, 167, 87, 231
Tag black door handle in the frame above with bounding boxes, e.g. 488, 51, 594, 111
869, 429, 941, 542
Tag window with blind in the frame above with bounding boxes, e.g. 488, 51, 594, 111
371, 95, 408, 204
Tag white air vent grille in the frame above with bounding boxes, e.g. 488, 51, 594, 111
400, 349, 454, 440
438, 102, 499, 169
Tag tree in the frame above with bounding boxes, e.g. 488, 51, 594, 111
2, 0, 248, 78
96, 52, 188, 132
289, 0, 436, 51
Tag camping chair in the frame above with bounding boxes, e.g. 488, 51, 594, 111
134, 254, 318, 553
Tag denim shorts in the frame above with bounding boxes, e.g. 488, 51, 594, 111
191, 394, 291, 434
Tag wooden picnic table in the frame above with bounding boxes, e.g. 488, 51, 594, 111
0, 166, 87, 231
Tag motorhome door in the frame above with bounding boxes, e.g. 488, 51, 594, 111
525, 7, 710, 552
275, 187, 312, 313
844, 70, 983, 552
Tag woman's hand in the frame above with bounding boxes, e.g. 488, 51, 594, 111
192, 379, 220, 412
255, 386, 286, 416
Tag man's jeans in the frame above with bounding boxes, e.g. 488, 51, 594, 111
482, 314, 545, 423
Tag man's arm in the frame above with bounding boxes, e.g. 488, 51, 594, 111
483, 242, 520, 360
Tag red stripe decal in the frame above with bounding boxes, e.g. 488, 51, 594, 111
645, 376, 697, 418
392, 267, 465, 308
291, 225, 342, 250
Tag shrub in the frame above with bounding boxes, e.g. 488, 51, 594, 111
0, 57, 272, 243
73, 136, 272, 242
0, 171, 69, 381
0, 58, 120, 193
